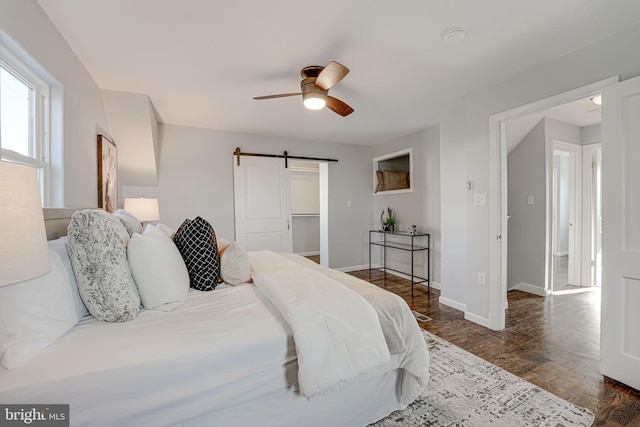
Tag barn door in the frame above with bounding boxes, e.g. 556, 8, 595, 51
233, 156, 293, 252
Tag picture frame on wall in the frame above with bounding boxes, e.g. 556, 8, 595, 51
97, 134, 118, 213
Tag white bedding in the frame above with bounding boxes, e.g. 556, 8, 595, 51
282, 253, 430, 406
249, 251, 391, 397
0, 252, 429, 426
1, 285, 295, 426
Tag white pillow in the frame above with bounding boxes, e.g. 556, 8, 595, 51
217, 237, 231, 254
220, 242, 251, 285
155, 222, 174, 238
0, 243, 83, 370
47, 237, 90, 318
128, 225, 189, 311
113, 209, 143, 237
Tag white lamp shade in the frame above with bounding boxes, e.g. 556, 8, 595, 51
0, 161, 50, 286
124, 198, 160, 222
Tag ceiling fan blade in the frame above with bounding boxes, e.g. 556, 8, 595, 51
315, 61, 349, 90
253, 93, 301, 100
326, 96, 354, 117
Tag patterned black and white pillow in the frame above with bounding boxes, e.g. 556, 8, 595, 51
172, 217, 221, 291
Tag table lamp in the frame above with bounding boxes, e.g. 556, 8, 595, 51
124, 197, 160, 223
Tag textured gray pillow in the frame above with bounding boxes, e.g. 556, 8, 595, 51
113, 209, 143, 237
67, 209, 140, 322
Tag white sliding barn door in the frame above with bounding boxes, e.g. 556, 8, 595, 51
601, 75, 640, 390
233, 156, 293, 252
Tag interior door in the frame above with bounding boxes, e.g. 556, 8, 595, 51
601, 75, 640, 390
233, 156, 293, 252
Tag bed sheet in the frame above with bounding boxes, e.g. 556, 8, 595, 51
0, 285, 297, 426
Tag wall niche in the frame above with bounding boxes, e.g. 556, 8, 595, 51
373, 148, 413, 194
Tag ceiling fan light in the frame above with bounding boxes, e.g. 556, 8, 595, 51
303, 92, 327, 110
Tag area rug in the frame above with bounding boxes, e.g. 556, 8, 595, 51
372, 330, 594, 426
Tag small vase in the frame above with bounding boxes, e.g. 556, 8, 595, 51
388, 224, 395, 233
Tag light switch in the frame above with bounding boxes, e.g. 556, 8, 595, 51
528, 196, 534, 205
347, 200, 352, 208
473, 193, 486, 206
478, 272, 486, 286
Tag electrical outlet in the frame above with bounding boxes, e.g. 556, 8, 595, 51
477, 272, 486, 286
347, 200, 352, 208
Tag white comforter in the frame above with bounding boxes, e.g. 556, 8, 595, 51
0, 252, 429, 426
249, 251, 391, 397
280, 253, 430, 406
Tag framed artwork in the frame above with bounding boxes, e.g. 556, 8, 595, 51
97, 135, 118, 213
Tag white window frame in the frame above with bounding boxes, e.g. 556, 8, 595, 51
1, 44, 50, 206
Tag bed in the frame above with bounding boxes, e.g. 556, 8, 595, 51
0, 208, 429, 427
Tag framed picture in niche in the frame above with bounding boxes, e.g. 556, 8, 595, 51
97, 134, 118, 213
373, 148, 413, 194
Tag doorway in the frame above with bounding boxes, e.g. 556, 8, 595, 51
290, 160, 321, 263
233, 156, 329, 266
551, 142, 582, 294
488, 76, 617, 331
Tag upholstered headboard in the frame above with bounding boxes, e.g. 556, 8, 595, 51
43, 208, 79, 240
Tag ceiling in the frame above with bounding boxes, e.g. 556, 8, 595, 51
36, 0, 640, 146
505, 96, 603, 153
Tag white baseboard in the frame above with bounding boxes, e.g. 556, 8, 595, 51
511, 282, 550, 296
371, 269, 440, 290
438, 296, 466, 313
336, 265, 440, 290
440, 296, 498, 329
465, 311, 491, 329
336, 264, 371, 273
296, 251, 320, 257
553, 251, 568, 257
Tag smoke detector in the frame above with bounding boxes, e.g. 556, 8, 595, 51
442, 27, 466, 44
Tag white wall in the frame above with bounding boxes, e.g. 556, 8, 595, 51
439, 23, 640, 323
582, 124, 602, 145
292, 216, 320, 255
102, 90, 159, 193
123, 124, 373, 269
1, 0, 110, 208
507, 120, 546, 290
291, 169, 320, 214
372, 127, 441, 284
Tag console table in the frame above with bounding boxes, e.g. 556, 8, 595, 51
369, 230, 430, 294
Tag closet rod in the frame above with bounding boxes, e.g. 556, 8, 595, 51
234, 147, 338, 168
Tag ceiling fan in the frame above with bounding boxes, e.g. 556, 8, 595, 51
253, 61, 354, 117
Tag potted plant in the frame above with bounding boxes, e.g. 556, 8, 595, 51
385, 206, 396, 233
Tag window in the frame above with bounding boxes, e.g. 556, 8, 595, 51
1, 44, 50, 205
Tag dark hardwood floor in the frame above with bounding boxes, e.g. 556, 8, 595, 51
349, 269, 640, 426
